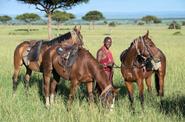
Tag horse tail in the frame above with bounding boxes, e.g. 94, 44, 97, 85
154, 72, 160, 95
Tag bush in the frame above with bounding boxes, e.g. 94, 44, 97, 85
154, 19, 162, 24
108, 22, 116, 27
168, 21, 181, 29
182, 21, 185, 26
137, 22, 145, 25
173, 31, 182, 36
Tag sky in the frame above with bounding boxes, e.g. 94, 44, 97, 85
0, 0, 185, 18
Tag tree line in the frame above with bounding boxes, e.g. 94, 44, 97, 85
1, 0, 184, 39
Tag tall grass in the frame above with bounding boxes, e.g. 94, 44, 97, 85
0, 25, 185, 122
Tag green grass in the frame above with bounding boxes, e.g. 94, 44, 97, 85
0, 24, 185, 122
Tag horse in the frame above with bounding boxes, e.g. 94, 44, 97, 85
12, 26, 83, 95
120, 31, 166, 111
42, 45, 115, 110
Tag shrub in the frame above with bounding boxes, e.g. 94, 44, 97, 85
137, 22, 145, 25
108, 22, 116, 27
154, 19, 162, 24
168, 21, 181, 29
173, 31, 182, 36
182, 21, 185, 26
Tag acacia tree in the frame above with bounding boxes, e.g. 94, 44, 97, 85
0, 15, 12, 24
51, 10, 75, 33
16, 13, 40, 32
82, 10, 105, 29
17, 0, 89, 39
141, 15, 161, 24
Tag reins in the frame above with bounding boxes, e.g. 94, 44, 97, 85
113, 63, 121, 69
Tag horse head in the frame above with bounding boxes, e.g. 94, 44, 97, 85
133, 31, 161, 70
99, 84, 115, 110
132, 35, 152, 66
142, 31, 162, 70
72, 25, 84, 47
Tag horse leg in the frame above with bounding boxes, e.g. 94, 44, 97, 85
50, 72, 60, 105
145, 75, 152, 93
137, 79, 144, 110
24, 67, 32, 95
155, 71, 165, 97
12, 62, 22, 95
86, 82, 94, 104
43, 71, 52, 107
125, 81, 135, 112
67, 79, 79, 110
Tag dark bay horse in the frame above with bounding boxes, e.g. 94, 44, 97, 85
12, 26, 83, 94
120, 31, 166, 111
42, 46, 115, 109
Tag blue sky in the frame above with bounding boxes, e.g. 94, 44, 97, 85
0, 0, 185, 18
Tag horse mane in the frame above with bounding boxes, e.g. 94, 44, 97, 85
120, 39, 137, 63
43, 31, 72, 46
78, 47, 102, 69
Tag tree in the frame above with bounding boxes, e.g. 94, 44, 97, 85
51, 10, 75, 33
0, 15, 12, 24
16, 13, 40, 32
82, 10, 105, 29
17, 0, 89, 39
168, 21, 181, 29
141, 15, 161, 24
182, 21, 185, 26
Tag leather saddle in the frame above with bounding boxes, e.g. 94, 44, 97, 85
56, 45, 79, 69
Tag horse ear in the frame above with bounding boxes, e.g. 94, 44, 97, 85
143, 30, 149, 38
74, 25, 77, 31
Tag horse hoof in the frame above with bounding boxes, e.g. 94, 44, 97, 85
110, 108, 114, 112
12, 92, 16, 98
45, 104, 50, 109
50, 94, 55, 105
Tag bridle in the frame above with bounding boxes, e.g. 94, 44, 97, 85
71, 30, 84, 47
121, 36, 154, 69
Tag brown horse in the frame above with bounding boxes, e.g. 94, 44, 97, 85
12, 26, 83, 95
120, 31, 166, 111
42, 46, 115, 109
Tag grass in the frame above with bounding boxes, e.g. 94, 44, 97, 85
0, 24, 185, 122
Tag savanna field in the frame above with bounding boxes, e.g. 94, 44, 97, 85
0, 24, 185, 122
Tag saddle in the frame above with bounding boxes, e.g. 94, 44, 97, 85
23, 40, 43, 66
56, 45, 79, 69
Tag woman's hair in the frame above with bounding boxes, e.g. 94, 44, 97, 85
104, 36, 112, 43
